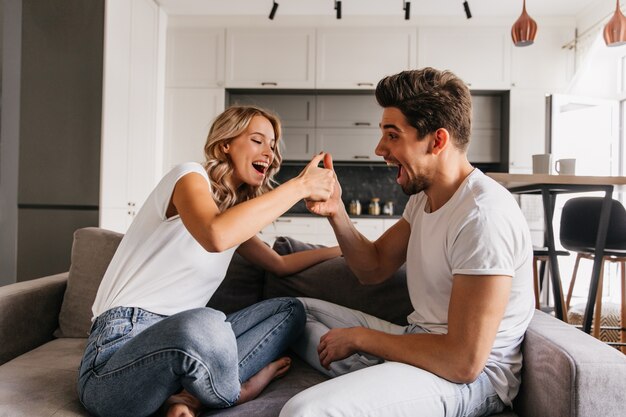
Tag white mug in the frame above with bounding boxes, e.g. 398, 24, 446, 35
555, 158, 576, 175
532, 154, 553, 174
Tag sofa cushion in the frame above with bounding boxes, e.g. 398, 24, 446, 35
54, 228, 123, 338
0, 338, 89, 416
265, 236, 413, 326
514, 310, 626, 417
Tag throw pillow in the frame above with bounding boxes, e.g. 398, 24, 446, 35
265, 236, 413, 326
207, 252, 266, 314
54, 227, 123, 338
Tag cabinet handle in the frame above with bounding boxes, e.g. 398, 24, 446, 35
353, 155, 371, 159
354, 122, 371, 126
305, 135, 309, 154
357, 82, 374, 87
261, 82, 278, 86
275, 219, 292, 223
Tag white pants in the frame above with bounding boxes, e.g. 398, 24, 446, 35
281, 298, 505, 417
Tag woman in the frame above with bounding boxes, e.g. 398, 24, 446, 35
77, 106, 340, 417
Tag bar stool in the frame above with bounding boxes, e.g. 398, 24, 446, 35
532, 248, 569, 313
560, 197, 626, 353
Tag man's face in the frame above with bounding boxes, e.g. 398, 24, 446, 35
375, 107, 434, 196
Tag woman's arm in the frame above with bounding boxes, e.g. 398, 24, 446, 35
237, 236, 341, 277
172, 154, 335, 252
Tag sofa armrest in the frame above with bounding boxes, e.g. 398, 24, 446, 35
0, 273, 68, 365
514, 310, 626, 417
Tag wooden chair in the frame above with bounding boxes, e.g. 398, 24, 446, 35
532, 248, 569, 318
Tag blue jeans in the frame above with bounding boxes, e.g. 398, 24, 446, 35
77, 297, 305, 417
283, 298, 506, 417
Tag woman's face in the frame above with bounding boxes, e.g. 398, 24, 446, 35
224, 115, 277, 188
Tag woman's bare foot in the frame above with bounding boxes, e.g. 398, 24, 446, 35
236, 356, 292, 405
163, 390, 202, 417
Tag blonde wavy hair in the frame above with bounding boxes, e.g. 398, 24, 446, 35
203, 106, 283, 211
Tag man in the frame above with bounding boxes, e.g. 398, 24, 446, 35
281, 68, 535, 417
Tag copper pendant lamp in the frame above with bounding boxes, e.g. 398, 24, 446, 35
511, 0, 537, 47
604, 0, 626, 47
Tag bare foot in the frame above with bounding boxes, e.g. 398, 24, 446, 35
236, 356, 292, 405
163, 390, 202, 417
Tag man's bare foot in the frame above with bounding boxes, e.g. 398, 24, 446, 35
236, 356, 292, 405
163, 390, 202, 417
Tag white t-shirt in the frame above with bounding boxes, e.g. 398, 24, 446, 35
402, 169, 534, 407
92, 162, 238, 319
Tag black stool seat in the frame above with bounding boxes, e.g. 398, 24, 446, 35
559, 197, 626, 352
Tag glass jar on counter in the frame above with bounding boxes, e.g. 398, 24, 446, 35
383, 201, 394, 216
348, 199, 362, 216
368, 198, 381, 215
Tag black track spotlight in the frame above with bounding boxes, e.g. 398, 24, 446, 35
463, 1, 472, 19
335, 0, 342, 19
269, 1, 279, 20
403, 1, 411, 20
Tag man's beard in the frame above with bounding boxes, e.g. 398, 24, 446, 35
401, 175, 431, 195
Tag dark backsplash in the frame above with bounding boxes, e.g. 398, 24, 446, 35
274, 163, 410, 215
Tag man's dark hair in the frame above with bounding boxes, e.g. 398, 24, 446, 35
375, 67, 472, 151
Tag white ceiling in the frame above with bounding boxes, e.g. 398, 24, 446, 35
155, 0, 603, 18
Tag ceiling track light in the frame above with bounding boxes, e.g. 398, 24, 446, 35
335, 0, 342, 20
511, 0, 537, 47
463, 1, 472, 19
269, 1, 278, 20
603, 0, 626, 47
403, 1, 411, 20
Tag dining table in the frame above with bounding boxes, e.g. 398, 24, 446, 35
486, 172, 626, 334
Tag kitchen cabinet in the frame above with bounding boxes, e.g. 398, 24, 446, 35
100, 0, 164, 233
417, 26, 511, 90
468, 94, 502, 163
316, 129, 382, 162
316, 27, 416, 89
281, 128, 315, 160
163, 88, 225, 173
166, 27, 224, 88
228, 93, 316, 128
225, 28, 315, 88
316, 95, 380, 128
227, 93, 383, 162
259, 216, 397, 246
511, 26, 575, 91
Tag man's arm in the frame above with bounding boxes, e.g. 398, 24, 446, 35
307, 154, 410, 284
329, 212, 410, 284
317, 274, 512, 383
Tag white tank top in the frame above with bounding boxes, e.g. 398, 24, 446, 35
92, 162, 238, 319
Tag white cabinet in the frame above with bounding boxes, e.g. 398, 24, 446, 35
225, 28, 315, 88
508, 89, 548, 173
100, 0, 164, 233
166, 27, 224, 88
317, 129, 382, 162
258, 216, 394, 246
511, 26, 575, 91
316, 27, 416, 89
163, 88, 225, 173
417, 27, 511, 90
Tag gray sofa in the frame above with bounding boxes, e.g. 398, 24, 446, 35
0, 227, 625, 417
